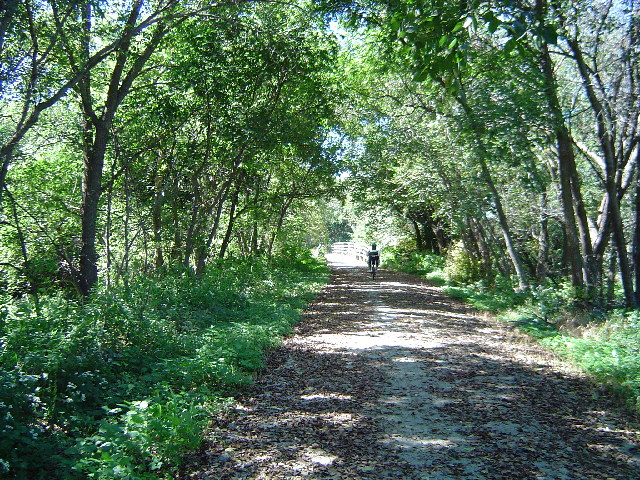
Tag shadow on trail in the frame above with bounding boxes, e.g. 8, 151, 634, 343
181, 263, 640, 480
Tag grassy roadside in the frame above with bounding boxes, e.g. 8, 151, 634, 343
384, 247, 640, 416
0, 250, 329, 480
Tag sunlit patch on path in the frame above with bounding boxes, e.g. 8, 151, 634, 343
181, 260, 640, 480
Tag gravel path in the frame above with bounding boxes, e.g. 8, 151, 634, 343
181, 255, 640, 479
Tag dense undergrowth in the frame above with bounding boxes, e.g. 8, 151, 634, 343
0, 250, 329, 479
384, 245, 640, 415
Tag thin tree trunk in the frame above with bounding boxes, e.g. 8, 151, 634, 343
607, 239, 618, 309
471, 218, 493, 281
267, 198, 293, 256
634, 160, 640, 303
455, 93, 529, 289
218, 186, 241, 259
105, 176, 113, 289
251, 221, 259, 254
5, 188, 40, 314
152, 166, 166, 270
536, 25, 586, 288
535, 191, 550, 282
170, 177, 183, 261
195, 182, 231, 275
123, 161, 131, 288
411, 219, 424, 251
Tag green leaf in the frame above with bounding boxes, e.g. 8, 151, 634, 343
412, 68, 430, 82
483, 12, 501, 34
503, 38, 517, 54
540, 25, 558, 45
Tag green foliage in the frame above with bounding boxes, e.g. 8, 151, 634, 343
540, 312, 640, 411
0, 367, 66, 478
383, 244, 445, 276
444, 275, 528, 312
443, 242, 483, 285
73, 390, 213, 480
0, 253, 328, 479
275, 244, 330, 273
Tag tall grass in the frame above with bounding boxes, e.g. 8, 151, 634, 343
0, 252, 329, 479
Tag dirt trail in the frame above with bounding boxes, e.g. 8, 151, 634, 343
181, 256, 640, 479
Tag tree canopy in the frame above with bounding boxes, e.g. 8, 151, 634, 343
0, 0, 639, 477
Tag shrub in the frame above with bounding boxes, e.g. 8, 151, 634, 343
0, 367, 66, 478
0, 252, 329, 479
382, 245, 445, 277
73, 390, 214, 480
444, 242, 482, 285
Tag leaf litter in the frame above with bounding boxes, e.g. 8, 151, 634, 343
181, 256, 640, 479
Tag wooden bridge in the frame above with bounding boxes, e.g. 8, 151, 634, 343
330, 242, 370, 263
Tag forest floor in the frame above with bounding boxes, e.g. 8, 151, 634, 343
180, 254, 640, 480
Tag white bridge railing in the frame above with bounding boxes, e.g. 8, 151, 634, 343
331, 242, 369, 263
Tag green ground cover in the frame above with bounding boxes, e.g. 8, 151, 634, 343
0, 251, 329, 480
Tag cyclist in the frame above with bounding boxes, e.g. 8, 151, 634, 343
367, 243, 380, 272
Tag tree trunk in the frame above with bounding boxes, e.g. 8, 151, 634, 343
610, 186, 635, 307
267, 197, 294, 256
76, 5, 167, 294
471, 218, 493, 280
411, 219, 424, 251
5, 187, 41, 313
78, 118, 109, 296
183, 176, 202, 269
152, 166, 166, 270
565, 34, 635, 307
421, 218, 438, 252
195, 182, 231, 275
635, 160, 640, 304
536, 35, 585, 287
607, 239, 618, 308
251, 221, 259, 254
455, 93, 529, 289
170, 178, 183, 262
535, 191, 550, 282
480, 157, 529, 289
433, 223, 448, 254
123, 162, 132, 287
218, 187, 241, 259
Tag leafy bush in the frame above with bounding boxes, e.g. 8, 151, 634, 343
382, 245, 445, 279
275, 244, 327, 273
0, 251, 329, 479
0, 367, 64, 478
73, 390, 214, 480
444, 242, 482, 285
